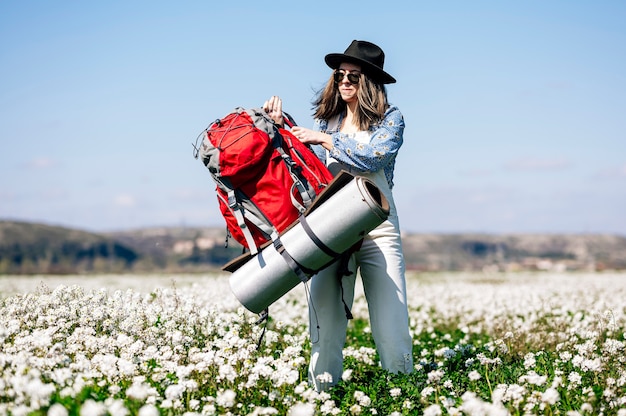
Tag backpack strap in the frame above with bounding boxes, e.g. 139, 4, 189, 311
227, 190, 260, 255
274, 145, 317, 212
218, 178, 279, 255
272, 232, 313, 283
247, 108, 318, 211
298, 215, 340, 258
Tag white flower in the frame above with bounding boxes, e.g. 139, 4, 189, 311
218, 364, 237, 382
494, 339, 509, 354
80, 399, 107, 416
580, 358, 603, 373
390, 388, 402, 398
468, 370, 481, 381
126, 381, 152, 401
523, 353, 536, 369
316, 372, 333, 385
428, 369, 444, 384
319, 399, 338, 415
349, 404, 362, 414
287, 403, 315, 416
48, 404, 69, 416
165, 384, 185, 400
603, 339, 624, 355
342, 346, 376, 365
519, 371, 547, 386
568, 371, 582, 387
541, 387, 560, 405
137, 404, 159, 416
421, 386, 436, 398
248, 406, 279, 415
24, 378, 56, 406
423, 404, 442, 416
354, 391, 371, 407
216, 389, 237, 408
106, 399, 129, 416
341, 369, 353, 382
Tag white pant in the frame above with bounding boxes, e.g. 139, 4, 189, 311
307, 215, 413, 391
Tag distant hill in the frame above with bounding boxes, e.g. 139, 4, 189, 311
0, 221, 139, 274
105, 226, 243, 272
1, 220, 625, 274
401, 232, 626, 272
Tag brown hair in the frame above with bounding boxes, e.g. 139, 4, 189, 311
312, 72, 389, 131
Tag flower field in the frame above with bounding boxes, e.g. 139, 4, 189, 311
1, 271, 625, 415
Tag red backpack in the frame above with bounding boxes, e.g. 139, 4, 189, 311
194, 107, 334, 255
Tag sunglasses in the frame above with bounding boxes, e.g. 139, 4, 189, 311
333, 69, 361, 85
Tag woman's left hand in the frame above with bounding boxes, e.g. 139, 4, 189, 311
292, 126, 333, 150
262, 96, 284, 127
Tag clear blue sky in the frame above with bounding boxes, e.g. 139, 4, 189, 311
1, 1, 625, 235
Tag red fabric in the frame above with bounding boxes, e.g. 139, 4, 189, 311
206, 111, 334, 248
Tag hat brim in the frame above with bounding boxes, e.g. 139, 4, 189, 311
325, 53, 396, 84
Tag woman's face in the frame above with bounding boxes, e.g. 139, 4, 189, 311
335, 62, 361, 104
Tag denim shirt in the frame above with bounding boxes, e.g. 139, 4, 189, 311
311, 105, 404, 189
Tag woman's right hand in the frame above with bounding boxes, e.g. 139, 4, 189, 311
262, 96, 284, 127
291, 126, 333, 150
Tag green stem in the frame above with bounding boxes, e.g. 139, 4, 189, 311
484, 364, 493, 396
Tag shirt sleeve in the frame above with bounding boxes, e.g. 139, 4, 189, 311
320, 106, 404, 173
310, 119, 329, 163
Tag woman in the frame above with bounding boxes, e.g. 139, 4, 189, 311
264, 40, 413, 391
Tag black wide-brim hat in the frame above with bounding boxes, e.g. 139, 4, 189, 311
325, 40, 396, 84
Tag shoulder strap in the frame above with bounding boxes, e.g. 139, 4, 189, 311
246, 108, 318, 210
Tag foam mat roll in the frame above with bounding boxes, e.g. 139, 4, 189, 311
229, 174, 389, 314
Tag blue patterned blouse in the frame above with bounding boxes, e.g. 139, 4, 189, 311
310, 105, 405, 189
